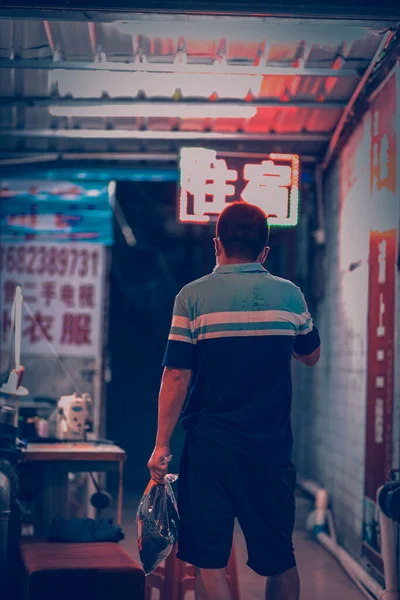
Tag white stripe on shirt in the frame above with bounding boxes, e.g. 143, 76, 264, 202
190, 310, 309, 332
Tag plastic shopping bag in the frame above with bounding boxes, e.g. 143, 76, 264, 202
137, 475, 179, 575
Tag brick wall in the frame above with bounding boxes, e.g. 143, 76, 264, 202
292, 113, 372, 558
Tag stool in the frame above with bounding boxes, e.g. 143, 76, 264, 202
19, 539, 145, 600
146, 544, 240, 600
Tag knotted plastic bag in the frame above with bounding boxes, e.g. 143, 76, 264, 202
137, 475, 179, 575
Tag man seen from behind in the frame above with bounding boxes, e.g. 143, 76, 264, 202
148, 202, 321, 600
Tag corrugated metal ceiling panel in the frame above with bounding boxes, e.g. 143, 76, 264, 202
0, 16, 387, 156
19, 69, 49, 96
48, 21, 94, 60
22, 106, 50, 128
96, 22, 135, 60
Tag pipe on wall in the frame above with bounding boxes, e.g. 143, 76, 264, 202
318, 532, 384, 599
301, 479, 328, 534
299, 478, 387, 599
378, 486, 400, 600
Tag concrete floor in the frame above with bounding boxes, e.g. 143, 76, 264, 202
120, 491, 365, 600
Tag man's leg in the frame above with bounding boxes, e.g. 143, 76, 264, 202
194, 568, 208, 600
195, 567, 232, 600
178, 436, 236, 600
265, 566, 300, 600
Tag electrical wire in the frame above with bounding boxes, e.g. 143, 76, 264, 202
23, 300, 82, 395
89, 470, 101, 493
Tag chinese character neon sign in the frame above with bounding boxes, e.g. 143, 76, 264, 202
178, 148, 299, 226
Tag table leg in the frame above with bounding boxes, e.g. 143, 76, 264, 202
35, 466, 69, 538
117, 460, 124, 525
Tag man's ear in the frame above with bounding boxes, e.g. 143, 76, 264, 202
260, 246, 270, 264
214, 238, 222, 256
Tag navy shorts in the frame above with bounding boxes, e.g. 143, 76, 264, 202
177, 432, 297, 577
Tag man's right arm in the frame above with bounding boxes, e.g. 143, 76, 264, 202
293, 290, 321, 367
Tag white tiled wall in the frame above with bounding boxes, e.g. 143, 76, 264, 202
292, 115, 373, 558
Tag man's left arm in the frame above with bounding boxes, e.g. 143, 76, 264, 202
148, 291, 194, 483
292, 289, 321, 367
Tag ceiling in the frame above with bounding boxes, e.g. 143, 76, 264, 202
0, 14, 397, 164
1, 0, 400, 21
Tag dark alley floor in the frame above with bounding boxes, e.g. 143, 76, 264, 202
120, 490, 365, 600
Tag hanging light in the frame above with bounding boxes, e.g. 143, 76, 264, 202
49, 103, 257, 119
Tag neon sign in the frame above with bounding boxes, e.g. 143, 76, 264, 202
178, 148, 299, 226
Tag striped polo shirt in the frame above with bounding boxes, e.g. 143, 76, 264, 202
162, 262, 320, 464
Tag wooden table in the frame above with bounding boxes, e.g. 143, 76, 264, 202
23, 443, 126, 537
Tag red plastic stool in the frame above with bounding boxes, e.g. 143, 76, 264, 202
146, 544, 240, 600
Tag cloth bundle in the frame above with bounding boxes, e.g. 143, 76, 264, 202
49, 517, 125, 543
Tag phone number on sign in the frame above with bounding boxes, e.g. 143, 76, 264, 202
0, 245, 100, 278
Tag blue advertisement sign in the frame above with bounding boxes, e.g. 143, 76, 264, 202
0, 180, 114, 245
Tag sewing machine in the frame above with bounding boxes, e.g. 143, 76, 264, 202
56, 393, 92, 440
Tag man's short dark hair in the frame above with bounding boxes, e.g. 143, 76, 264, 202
216, 202, 270, 261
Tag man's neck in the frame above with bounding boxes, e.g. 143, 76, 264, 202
217, 258, 258, 266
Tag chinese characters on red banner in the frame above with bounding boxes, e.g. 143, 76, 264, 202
178, 148, 299, 226
0, 243, 104, 358
363, 72, 398, 571
363, 230, 397, 566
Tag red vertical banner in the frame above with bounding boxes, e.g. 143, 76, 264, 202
363, 73, 398, 571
